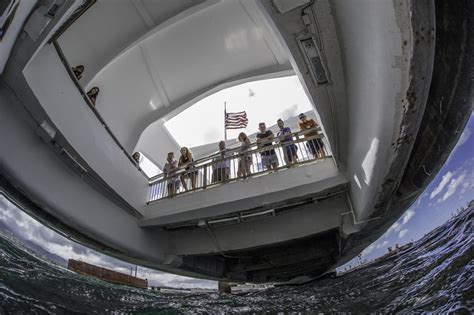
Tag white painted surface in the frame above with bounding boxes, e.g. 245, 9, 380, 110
87, 45, 165, 151
169, 194, 349, 255
0, 0, 36, 73
23, 44, 148, 212
330, 0, 411, 219
58, 0, 205, 85
68, 0, 292, 157
133, 119, 180, 170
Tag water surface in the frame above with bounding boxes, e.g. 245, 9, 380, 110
0, 206, 472, 314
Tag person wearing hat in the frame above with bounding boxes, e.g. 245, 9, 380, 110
298, 113, 326, 159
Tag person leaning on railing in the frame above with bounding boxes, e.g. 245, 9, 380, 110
178, 147, 197, 191
132, 152, 140, 164
298, 113, 326, 159
86, 87, 100, 106
277, 119, 298, 166
237, 132, 252, 178
163, 152, 180, 197
212, 141, 230, 183
256, 122, 279, 171
72, 65, 84, 80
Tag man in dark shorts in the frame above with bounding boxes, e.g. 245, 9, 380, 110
256, 122, 279, 171
298, 113, 326, 159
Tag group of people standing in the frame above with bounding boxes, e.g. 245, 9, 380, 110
253, 112, 326, 171
137, 113, 325, 198
161, 148, 198, 197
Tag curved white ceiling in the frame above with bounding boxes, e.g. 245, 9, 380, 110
59, 0, 292, 153
58, 0, 205, 84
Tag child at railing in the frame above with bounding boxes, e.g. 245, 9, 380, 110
238, 132, 252, 178
163, 152, 180, 197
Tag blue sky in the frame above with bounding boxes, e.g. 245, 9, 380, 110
0, 81, 472, 286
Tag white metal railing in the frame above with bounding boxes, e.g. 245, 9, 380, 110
147, 131, 329, 203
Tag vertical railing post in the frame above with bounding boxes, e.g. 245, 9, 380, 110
203, 165, 208, 189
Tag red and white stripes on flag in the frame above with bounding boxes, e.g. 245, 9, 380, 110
225, 111, 248, 129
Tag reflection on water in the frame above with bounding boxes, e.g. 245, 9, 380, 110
0, 205, 472, 314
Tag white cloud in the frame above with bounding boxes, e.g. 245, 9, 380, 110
402, 209, 415, 225
362, 244, 375, 255
441, 173, 466, 202
280, 104, 299, 120
461, 181, 472, 194
376, 240, 389, 249
387, 222, 401, 235
446, 127, 471, 162
399, 229, 408, 238
456, 127, 471, 147
430, 171, 453, 199
0, 196, 216, 288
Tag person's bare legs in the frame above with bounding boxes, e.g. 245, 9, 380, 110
293, 153, 299, 164
283, 152, 291, 167
191, 173, 197, 189
237, 161, 244, 177
168, 184, 176, 197
319, 149, 326, 158
180, 175, 188, 191
244, 160, 251, 177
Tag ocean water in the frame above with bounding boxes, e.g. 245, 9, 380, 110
0, 206, 472, 314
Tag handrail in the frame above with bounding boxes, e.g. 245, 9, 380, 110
148, 129, 322, 183
147, 133, 329, 203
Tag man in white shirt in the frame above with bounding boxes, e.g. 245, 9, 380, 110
212, 141, 230, 183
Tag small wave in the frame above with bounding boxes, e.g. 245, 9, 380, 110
0, 207, 472, 314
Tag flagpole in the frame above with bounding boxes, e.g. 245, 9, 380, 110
224, 101, 227, 141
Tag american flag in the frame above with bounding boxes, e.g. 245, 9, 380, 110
225, 111, 248, 129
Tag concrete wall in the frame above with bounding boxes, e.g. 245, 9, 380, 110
260, 0, 424, 221
58, 0, 205, 85
168, 193, 349, 255
331, 0, 412, 220
0, 0, 36, 73
0, 88, 167, 264
22, 44, 149, 212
